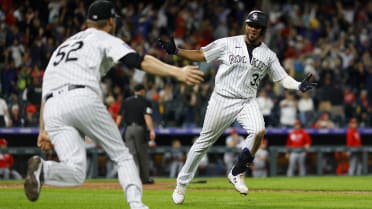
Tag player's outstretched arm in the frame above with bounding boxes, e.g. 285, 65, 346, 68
279, 74, 317, 92
141, 55, 204, 85
157, 37, 206, 62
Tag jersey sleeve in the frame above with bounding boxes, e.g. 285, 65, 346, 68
267, 54, 288, 82
200, 38, 226, 63
104, 35, 136, 63
145, 99, 153, 115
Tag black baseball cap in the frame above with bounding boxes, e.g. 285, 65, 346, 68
87, 0, 119, 21
134, 84, 145, 91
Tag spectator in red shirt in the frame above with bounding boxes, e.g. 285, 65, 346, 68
347, 118, 362, 176
0, 138, 22, 179
286, 119, 312, 176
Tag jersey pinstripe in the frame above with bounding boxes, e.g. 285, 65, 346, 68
201, 35, 287, 98
42, 28, 135, 99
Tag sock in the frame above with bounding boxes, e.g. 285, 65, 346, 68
232, 148, 254, 176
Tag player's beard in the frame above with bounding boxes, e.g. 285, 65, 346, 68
246, 31, 261, 44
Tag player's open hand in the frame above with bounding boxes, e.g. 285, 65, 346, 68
177, 65, 204, 85
37, 130, 54, 154
299, 74, 317, 92
157, 36, 178, 55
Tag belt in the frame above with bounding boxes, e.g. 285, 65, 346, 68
127, 122, 144, 127
45, 84, 86, 102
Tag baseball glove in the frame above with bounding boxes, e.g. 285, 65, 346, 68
299, 74, 317, 92
157, 36, 178, 54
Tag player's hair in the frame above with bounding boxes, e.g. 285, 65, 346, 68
86, 19, 109, 29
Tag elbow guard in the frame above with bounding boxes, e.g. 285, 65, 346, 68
119, 53, 144, 69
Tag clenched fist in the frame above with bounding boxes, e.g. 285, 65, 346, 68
37, 131, 54, 154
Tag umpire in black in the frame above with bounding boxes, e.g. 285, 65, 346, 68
118, 84, 156, 184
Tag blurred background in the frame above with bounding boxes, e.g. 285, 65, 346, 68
0, 0, 371, 179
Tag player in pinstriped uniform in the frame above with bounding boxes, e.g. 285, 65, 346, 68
158, 10, 317, 204
23, 1, 204, 209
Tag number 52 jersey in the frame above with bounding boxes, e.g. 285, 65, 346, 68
201, 35, 288, 98
42, 28, 135, 99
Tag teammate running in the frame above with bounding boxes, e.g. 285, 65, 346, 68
23, 1, 204, 209
158, 10, 317, 204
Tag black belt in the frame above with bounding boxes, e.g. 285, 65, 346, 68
45, 85, 86, 102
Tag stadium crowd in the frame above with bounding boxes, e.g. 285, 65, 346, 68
0, 0, 371, 129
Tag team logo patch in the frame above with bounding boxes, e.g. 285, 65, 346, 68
252, 13, 258, 20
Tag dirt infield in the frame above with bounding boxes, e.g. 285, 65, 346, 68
81, 181, 174, 190
0, 181, 174, 191
1, 181, 372, 194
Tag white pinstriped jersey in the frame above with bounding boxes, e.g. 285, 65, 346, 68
42, 28, 135, 99
201, 35, 288, 98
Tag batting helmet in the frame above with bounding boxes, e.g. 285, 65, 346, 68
245, 10, 268, 29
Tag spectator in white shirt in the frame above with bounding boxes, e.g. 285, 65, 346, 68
257, 90, 274, 127
280, 91, 298, 128
298, 91, 314, 127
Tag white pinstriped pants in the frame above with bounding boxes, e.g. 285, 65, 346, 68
177, 92, 265, 185
42, 88, 142, 202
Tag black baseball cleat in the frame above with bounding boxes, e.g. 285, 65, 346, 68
143, 178, 155, 184
24, 156, 44, 201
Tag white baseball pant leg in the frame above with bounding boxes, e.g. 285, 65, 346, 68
43, 89, 143, 203
177, 93, 244, 185
236, 98, 265, 150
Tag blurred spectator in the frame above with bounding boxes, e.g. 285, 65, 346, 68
23, 75, 42, 109
343, 86, 356, 120
298, 91, 315, 127
313, 112, 336, 129
257, 90, 274, 127
24, 103, 38, 127
252, 139, 268, 178
329, 83, 345, 126
163, 139, 185, 178
9, 104, 23, 127
316, 76, 333, 113
279, 91, 297, 128
335, 151, 349, 176
0, 138, 22, 179
0, 95, 11, 127
286, 120, 312, 177
346, 118, 362, 176
1, 61, 17, 97
223, 128, 244, 174
9, 38, 24, 68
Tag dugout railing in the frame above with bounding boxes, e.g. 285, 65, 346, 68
1, 145, 371, 177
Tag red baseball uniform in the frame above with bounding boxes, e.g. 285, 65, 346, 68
286, 129, 312, 147
346, 128, 361, 147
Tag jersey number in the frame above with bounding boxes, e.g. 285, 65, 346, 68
53, 41, 84, 66
250, 73, 260, 87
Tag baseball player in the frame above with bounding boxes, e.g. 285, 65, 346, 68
346, 118, 362, 176
158, 10, 317, 204
286, 120, 312, 177
23, 1, 204, 209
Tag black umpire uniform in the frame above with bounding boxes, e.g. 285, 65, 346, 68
119, 84, 155, 184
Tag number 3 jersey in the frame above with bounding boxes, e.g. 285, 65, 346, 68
201, 35, 288, 98
42, 28, 135, 100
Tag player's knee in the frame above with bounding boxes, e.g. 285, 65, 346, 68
68, 162, 86, 185
72, 167, 86, 185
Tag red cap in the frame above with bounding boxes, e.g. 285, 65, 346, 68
26, 104, 37, 113
0, 138, 7, 146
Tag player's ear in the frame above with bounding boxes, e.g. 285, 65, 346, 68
108, 17, 115, 26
